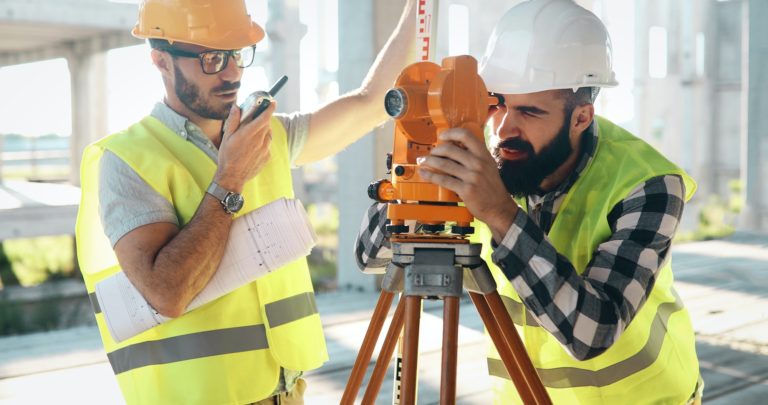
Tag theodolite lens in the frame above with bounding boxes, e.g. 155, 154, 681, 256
384, 88, 408, 118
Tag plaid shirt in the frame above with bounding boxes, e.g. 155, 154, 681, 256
354, 122, 686, 361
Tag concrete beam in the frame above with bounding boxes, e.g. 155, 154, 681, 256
0, 31, 141, 67
0, 0, 136, 29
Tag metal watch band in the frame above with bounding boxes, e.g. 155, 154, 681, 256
206, 181, 230, 202
206, 181, 243, 214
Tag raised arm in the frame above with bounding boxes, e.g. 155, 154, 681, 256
294, 0, 417, 166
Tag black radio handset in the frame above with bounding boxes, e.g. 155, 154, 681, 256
239, 75, 288, 124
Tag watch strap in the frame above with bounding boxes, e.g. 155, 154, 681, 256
206, 181, 230, 202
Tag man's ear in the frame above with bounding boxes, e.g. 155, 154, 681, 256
151, 49, 172, 77
571, 103, 595, 132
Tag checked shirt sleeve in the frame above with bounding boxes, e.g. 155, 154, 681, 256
491, 175, 686, 361
354, 202, 393, 271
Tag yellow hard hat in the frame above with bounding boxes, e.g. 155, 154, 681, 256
131, 0, 265, 50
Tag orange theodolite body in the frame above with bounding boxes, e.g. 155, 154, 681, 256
371, 55, 501, 237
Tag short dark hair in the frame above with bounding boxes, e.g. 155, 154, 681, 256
559, 87, 599, 113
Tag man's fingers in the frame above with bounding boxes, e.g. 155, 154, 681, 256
419, 155, 467, 179
418, 169, 462, 193
438, 128, 487, 156
223, 104, 241, 136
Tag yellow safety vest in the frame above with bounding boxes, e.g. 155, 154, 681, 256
474, 116, 699, 404
75, 116, 328, 404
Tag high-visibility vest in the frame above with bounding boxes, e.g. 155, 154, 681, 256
473, 116, 699, 404
76, 116, 328, 404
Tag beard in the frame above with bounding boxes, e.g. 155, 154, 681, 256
492, 117, 574, 197
173, 63, 239, 120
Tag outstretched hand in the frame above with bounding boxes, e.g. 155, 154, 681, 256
417, 128, 518, 241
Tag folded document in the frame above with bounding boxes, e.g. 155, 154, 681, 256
95, 197, 317, 343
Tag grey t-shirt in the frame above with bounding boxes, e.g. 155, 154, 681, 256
98, 102, 310, 247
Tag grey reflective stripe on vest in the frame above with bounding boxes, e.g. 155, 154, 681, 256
105, 291, 318, 375
108, 324, 268, 375
501, 295, 540, 327
488, 290, 685, 388
88, 292, 101, 314
266, 292, 318, 328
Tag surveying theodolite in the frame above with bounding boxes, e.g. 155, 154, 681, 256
340, 55, 552, 405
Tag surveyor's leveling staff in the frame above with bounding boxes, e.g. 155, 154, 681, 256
416, 0, 438, 62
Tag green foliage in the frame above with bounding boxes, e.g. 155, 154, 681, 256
0, 236, 76, 287
306, 203, 339, 236
305, 203, 339, 291
0, 297, 64, 336
676, 180, 744, 242
0, 298, 25, 335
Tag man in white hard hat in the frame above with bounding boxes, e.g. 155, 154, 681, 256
76, 0, 417, 403
356, 0, 703, 403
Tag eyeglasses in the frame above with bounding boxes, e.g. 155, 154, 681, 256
161, 46, 257, 74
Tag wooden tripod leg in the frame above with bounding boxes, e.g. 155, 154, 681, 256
468, 292, 552, 405
400, 296, 422, 405
341, 290, 396, 405
362, 297, 406, 404
440, 296, 460, 405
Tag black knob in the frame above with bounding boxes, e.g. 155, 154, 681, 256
386, 224, 410, 234
451, 225, 475, 235
421, 224, 445, 233
368, 180, 382, 202
394, 166, 405, 176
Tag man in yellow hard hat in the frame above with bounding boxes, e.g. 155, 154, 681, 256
75, 0, 416, 403
356, 0, 703, 403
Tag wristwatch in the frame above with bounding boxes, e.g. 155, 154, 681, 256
206, 181, 245, 215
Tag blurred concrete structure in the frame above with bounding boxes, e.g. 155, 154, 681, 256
0, 0, 141, 185
632, 0, 768, 230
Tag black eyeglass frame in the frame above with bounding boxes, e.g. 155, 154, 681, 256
160, 45, 257, 74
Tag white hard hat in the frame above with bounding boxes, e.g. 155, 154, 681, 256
479, 0, 618, 94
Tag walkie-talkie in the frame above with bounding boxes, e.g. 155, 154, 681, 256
239, 75, 288, 124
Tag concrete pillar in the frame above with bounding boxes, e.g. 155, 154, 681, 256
265, 0, 308, 203
739, 0, 768, 230
67, 42, 108, 186
336, 0, 378, 291
266, 0, 304, 113
336, 0, 410, 291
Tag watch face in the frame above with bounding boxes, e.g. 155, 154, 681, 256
224, 193, 245, 213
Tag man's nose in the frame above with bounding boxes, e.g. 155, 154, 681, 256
219, 54, 243, 81
495, 109, 522, 140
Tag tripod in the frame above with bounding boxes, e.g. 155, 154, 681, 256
341, 240, 552, 405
